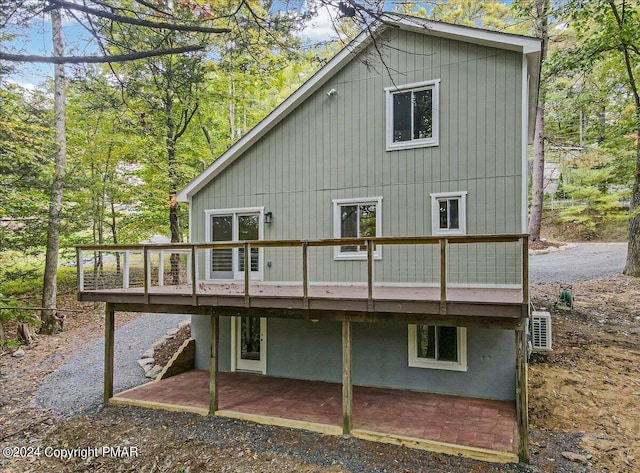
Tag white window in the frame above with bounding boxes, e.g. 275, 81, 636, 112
333, 197, 382, 260
430, 191, 467, 235
386, 79, 440, 151
408, 325, 467, 371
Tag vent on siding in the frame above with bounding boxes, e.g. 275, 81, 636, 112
531, 311, 552, 351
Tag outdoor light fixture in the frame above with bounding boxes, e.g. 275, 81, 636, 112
265, 211, 273, 224
327, 88, 337, 97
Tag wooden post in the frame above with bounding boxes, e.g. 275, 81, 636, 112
367, 239, 373, 310
440, 238, 448, 314
522, 236, 529, 304
123, 251, 129, 289
158, 250, 164, 286
191, 245, 197, 298
209, 313, 219, 415
342, 319, 352, 435
516, 328, 530, 462
143, 245, 149, 303
244, 242, 250, 307
76, 247, 83, 291
302, 242, 309, 308
104, 302, 115, 405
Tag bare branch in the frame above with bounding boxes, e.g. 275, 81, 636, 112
47, 0, 230, 34
0, 45, 205, 64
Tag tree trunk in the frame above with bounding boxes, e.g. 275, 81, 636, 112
41, 6, 66, 335
166, 98, 181, 284
228, 77, 235, 146
603, 0, 640, 276
17, 322, 36, 345
527, 0, 549, 241
624, 130, 640, 276
528, 94, 546, 240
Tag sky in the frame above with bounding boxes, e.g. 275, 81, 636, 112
3, 3, 339, 90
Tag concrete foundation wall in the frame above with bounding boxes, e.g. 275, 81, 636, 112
192, 315, 515, 401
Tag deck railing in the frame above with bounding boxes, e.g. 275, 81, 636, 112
76, 234, 528, 307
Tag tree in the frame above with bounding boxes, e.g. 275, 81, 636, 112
0, 83, 53, 343
563, 0, 640, 275
0, 0, 230, 65
40, 5, 67, 335
397, 0, 519, 30
518, 0, 551, 241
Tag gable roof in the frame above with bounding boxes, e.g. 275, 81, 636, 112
178, 14, 542, 202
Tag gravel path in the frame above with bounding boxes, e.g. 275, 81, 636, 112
529, 242, 627, 284
33, 313, 188, 418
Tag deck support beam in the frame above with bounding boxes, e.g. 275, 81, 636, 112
104, 302, 115, 405
515, 328, 529, 463
342, 320, 352, 435
209, 313, 219, 415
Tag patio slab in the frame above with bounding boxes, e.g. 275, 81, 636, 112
112, 370, 518, 462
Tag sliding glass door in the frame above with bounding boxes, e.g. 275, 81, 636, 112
208, 209, 262, 281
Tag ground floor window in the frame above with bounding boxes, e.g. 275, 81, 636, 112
408, 325, 467, 371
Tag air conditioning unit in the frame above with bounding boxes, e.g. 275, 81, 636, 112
531, 311, 552, 351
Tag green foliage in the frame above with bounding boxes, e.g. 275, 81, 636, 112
557, 151, 629, 238
397, 0, 523, 32
0, 295, 41, 329
0, 83, 54, 253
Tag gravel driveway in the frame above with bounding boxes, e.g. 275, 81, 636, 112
529, 242, 627, 284
34, 313, 188, 418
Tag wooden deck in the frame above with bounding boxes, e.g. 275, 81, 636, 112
77, 235, 529, 323
79, 282, 526, 323
90, 236, 531, 462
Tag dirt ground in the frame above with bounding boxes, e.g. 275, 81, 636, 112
1, 275, 639, 472
529, 275, 640, 472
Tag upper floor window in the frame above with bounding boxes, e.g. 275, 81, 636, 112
333, 197, 382, 260
430, 191, 467, 235
386, 79, 440, 151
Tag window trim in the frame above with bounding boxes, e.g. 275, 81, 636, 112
204, 207, 264, 282
408, 325, 468, 371
430, 191, 467, 236
385, 79, 440, 151
332, 197, 383, 260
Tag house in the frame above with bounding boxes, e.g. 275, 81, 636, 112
544, 162, 561, 195
77, 13, 541, 465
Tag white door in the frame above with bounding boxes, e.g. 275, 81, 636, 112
235, 213, 260, 280
208, 210, 262, 281
232, 316, 267, 374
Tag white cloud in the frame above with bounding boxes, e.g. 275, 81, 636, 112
5, 78, 38, 93
300, 5, 340, 42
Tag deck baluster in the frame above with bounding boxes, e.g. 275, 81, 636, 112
76, 248, 83, 292
440, 238, 448, 314
367, 239, 373, 310
191, 245, 197, 298
302, 242, 309, 308
244, 242, 250, 307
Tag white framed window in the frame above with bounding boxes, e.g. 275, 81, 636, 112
205, 207, 264, 281
386, 79, 440, 151
333, 197, 382, 260
430, 191, 467, 235
408, 325, 467, 371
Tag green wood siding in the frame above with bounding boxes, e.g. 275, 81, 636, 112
191, 29, 524, 285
